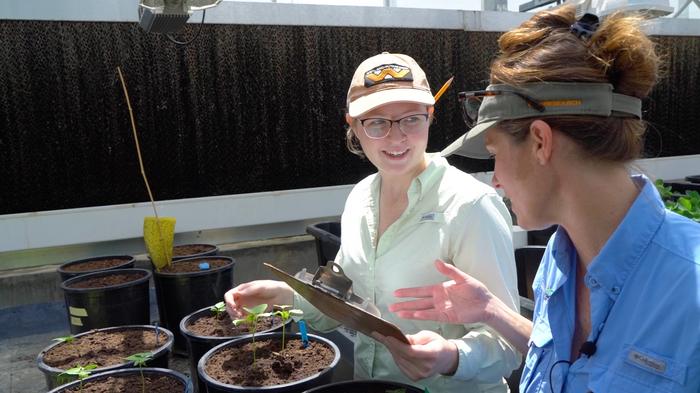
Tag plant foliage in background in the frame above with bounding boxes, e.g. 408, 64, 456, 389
655, 179, 700, 223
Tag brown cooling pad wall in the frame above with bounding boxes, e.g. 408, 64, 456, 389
0, 21, 697, 214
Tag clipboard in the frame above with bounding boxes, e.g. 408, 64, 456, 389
265, 262, 409, 344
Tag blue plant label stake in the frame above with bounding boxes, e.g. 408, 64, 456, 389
154, 322, 159, 346
298, 320, 309, 348
198, 262, 210, 270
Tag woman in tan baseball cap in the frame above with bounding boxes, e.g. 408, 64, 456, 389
380, 5, 700, 393
225, 52, 522, 392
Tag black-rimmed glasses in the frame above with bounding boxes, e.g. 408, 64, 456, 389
359, 113, 430, 139
458, 90, 545, 128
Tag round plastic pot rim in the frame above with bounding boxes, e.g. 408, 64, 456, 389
172, 244, 219, 260
153, 256, 234, 277
37, 325, 175, 375
197, 332, 341, 391
179, 305, 290, 342
57, 255, 135, 274
46, 367, 192, 393
60, 268, 152, 292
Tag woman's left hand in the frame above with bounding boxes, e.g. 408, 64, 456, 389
372, 330, 459, 381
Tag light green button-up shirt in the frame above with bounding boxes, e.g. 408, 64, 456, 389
295, 154, 520, 392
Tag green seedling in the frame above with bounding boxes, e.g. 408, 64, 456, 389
271, 305, 303, 351
53, 335, 75, 344
58, 364, 97, 391
124, 351, 153, 393
53, 334, 81, 357
233, 303, 270, 366
210, 301, 227, 318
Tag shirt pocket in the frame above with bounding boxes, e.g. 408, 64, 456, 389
600, 344, 687, 393
520, 320, 554, 393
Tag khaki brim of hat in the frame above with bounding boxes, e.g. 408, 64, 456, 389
441, 119, 499, 159
348, 88, 435, 118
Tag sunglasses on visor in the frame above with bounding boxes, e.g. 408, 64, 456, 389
458, 90, 546, 128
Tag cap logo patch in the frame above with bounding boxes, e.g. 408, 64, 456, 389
540, 99, 583, 107
364, 64, 413, 87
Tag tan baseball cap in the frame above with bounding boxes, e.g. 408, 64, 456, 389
346, 52, 435, 118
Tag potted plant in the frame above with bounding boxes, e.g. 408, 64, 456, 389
303, 379, 425, 393
180, 302, 288, 393
47, 367, 192, 392
57, 255, 135, 282
197, 331, 340, 393
153, 256, 235, 355
60, 268, 151, 334
36, 325, 173, 390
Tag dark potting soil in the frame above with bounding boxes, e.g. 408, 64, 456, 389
43, 328, 168, 369
61, 257, 131, 272
62, 374, 184, 392
173, 244, 216, 257
65, 271, 147, 289
159, 258, 230, 273
187, 313, 283, 337
204, 337, 335, 387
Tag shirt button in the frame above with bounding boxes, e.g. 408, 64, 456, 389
588, 277, 599, 287
611, 286, 620, 294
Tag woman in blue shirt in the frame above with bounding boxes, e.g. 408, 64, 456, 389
375, 5, 700, 393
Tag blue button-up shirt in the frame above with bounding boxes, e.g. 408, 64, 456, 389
520, 175, 700, 392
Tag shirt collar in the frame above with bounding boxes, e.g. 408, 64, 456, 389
412, 153, 448, 200
550, 226, 574, 277
370, 153, 447, 202
587, 175, 666, 299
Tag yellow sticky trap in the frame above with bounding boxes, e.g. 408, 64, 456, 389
144, 216, 176, 270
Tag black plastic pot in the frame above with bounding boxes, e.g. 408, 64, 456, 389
172, 243, 219, 260
47, 367, 192, 392
57, 254, 135, 282
180, 305, 289, 393
305, 222, 340, 267
60, 268, 151, 334
153, 256, 234, 355
198, 332, 340, 393
304, 379, 424, 393
37, 324, 174, 390
527, 225, 557, 246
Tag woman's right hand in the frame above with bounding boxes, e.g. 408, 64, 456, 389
224, 280, 294, 319
389, 259, 497, 325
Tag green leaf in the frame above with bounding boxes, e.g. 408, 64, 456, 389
60, 364, 98, 381
232, 318, 246, 326
679, 197, 693, 211
210, 301, 226, 316
53, 335, 75, 344
124, 352, 153, 367
244, 304, 268, 315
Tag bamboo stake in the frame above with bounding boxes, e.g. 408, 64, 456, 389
116, 66, 170, 269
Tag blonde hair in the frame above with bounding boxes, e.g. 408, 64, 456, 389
490, 5, 660, 162
346, 123, 364, 158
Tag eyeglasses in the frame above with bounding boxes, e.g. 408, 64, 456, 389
359, 113, 430, 139
458, 90, 545, 128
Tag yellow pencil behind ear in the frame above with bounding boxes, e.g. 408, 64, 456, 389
143, 216, 176, 271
